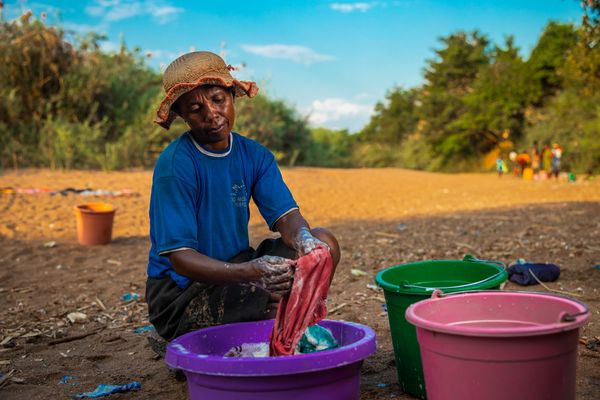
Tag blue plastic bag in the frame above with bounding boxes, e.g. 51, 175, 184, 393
74, 381, 141, 399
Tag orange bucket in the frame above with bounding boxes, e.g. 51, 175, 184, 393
522, 167, 534, 181
74, 203, 117, 245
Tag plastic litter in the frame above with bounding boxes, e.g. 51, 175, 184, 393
366, 284, 381, 291
74, 381, 141, 399
132, 325, 154, 334
377, 383, 388, 388
50, 188, 139, 197
59, 375, 74, 385
67, 312, 88, 324
120, 292, 141, 302
350, 268, 367, 277
584, 338, 599, 351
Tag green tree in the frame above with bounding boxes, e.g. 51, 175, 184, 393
234, 94, 311, 166
525, 22, 578, 105
523, 1, 600, 174
0, 12, 162, 169
304, 127, 354, 167
419, 31, 491, 168
359, 87, 419, 144
453, 37, 528, 154
561, 1, 600, 96
0, 12, 75, 168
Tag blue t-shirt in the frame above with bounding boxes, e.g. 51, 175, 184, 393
147, 131, 298, 288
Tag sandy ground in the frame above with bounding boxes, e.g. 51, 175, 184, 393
0, 168, 599, 399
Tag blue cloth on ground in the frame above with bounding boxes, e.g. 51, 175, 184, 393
147, 132, 298, 289
74, 381, 141, 398
507, 262, 560, 286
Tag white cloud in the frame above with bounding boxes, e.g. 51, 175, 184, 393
85, 0, 182, 25
241, 44, 334, 65
97, 0, 121, 6
306, 98, 374, 127
147, 4, 182, 23
100, 41, 119, 52
354, 92, 373, 101
105, 3, 141, 21
330, 2, 378, 13
330, 1, 415, 13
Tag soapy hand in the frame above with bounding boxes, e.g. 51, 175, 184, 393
247, 255, 295, 295
293, 227, 329, 256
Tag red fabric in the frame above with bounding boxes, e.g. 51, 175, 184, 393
269, 246, 333, 356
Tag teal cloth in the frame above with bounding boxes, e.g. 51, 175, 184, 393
296, 325, 338, 354
74, 382, 141, 398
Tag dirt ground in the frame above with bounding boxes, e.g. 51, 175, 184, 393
1, 168, 599, 399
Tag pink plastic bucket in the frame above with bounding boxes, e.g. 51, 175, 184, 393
405, 291, 590, 400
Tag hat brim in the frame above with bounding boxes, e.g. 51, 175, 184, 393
154, 75, 258, 130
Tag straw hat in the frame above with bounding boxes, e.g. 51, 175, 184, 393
155, 51, 258, 129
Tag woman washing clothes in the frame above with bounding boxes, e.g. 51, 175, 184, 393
145, 51, 341, 356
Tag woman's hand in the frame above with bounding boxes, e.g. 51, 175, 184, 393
243, 255, 295, 295
293, 227, 329, 256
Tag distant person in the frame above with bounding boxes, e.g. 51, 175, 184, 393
551, 143, 563, 179
145, 51, 340, 354
508, 151, 518, 175
541, 143, 553, 177
530, 140, 540, 173
515, 151, 531, 175
496, 156, 507, 177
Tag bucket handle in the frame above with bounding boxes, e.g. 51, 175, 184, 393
400, 270, 506, 292
400, 270, 504, 292
558, 309, 590, 323
429, 290, 590, 323
400, 254, 506, 291
462, 253, 506, 269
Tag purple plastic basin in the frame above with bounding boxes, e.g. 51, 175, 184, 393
165, 319, 376, 400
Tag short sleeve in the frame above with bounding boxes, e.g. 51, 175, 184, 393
252, 151, 298, 230
151, 175, 199, 255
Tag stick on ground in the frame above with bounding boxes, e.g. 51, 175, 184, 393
48, 327, 105, 346
528, 269, 582, 297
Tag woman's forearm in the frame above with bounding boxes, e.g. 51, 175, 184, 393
168, 249, 259, 284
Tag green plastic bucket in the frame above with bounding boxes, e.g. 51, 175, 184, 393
375, 255, 507, 399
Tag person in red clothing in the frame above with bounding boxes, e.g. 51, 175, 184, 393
515, 151, 531, 175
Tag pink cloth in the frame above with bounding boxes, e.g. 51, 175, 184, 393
269, 246, 334, 356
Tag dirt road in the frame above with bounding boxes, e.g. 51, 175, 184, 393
1, 168, 599, 399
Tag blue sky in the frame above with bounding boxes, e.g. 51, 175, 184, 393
4, 1, 582, 132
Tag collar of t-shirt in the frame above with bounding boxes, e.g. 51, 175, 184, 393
188, 132, 233, 158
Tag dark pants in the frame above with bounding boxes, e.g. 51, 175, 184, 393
146, 238, 296, 341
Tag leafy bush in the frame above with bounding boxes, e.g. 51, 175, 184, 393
1, 5, 598, 173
